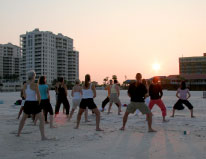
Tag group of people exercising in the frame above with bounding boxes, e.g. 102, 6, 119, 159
16, 70, 194, 140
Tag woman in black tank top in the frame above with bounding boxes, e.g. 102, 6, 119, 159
55, 77, 70, 118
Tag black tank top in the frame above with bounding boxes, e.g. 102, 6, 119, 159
58, 86, 66, 98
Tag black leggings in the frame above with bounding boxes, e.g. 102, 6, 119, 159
55, 97, 70, 115
173, 99, 193, 110
40, 99, 54, 122
102, 97, 119, 109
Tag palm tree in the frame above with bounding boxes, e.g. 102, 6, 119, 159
103, 76, 109, 85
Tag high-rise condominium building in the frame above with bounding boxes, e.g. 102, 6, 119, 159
179, 53, 206, 74
20, 29, 79, 84
0, 43, 21, 80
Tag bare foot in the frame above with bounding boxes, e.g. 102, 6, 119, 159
148, 128, 157, 132
120, 127, 125, 131
96, 128, 103, 131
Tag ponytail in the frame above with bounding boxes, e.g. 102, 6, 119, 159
84, 74, 90, 88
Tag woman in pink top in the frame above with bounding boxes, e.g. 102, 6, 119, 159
171, 81, 195, 118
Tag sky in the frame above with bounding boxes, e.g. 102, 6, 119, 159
0, 0, 206, 84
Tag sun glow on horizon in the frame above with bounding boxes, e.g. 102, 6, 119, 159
152, 63, 160, 71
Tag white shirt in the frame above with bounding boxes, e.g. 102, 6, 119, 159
177, 88, 189, 100
82, 84, 93, 99
25, 85, 37, 101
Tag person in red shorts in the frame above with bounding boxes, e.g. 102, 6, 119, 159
148, 76, 169, 122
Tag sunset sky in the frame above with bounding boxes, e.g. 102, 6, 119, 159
1, 0, 206, 84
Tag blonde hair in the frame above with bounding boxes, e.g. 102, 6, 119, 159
27, 70, 36, 81
75, 79, 80, 84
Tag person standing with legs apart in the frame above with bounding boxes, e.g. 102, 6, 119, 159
148, 76, 168, 122
38, 76, 56, 128
17, 70, 47, 140
17, 81, 26, 119
68, 79, 89, 121
75, 74, 103, 131
171, 81, 195, 118
107, 79, 122, 115
136, 79, 150, 116
101, 80, 119, 112
120, 73, 156, 132
55, 77, 70, 118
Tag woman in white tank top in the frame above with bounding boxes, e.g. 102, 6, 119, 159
171, 81, 194, 118
74, 74, 103, 131
17, 70, 48, 140
69, 79, 89, 122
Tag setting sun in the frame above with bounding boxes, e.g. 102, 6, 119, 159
152, 63, 160, 71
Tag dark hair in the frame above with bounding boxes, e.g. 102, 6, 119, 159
23, 81, 26, 85
58, 77, 64, 83
84, 74, 90, 88
180, 81, 186, 90
114, 79, 118, 84
38, 76, 46, 85
136, 73, 142, 80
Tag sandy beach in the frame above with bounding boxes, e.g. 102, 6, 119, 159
0, 90, 206, 159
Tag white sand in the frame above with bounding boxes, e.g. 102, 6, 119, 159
0, 90, 206, 159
